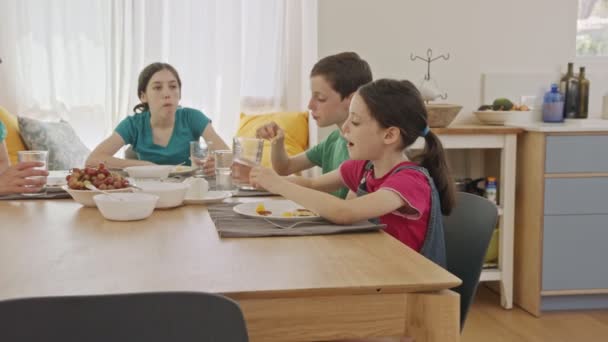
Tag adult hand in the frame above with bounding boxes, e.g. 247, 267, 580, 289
249, 166, 285, 193
202, 154, 215, 176
255, 121, 284, 143
0, 162, 49, 195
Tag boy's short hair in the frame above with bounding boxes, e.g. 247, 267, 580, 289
310, 52, 372, 99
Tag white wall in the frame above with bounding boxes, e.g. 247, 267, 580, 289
316, 0, 608, 140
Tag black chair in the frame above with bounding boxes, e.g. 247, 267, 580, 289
0, 292, 249, 342
443, 192, 498, 329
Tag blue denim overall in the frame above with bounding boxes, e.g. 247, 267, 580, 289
356, 161, 447, 268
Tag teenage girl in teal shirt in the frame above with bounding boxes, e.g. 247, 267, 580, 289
87, 63, 229, 171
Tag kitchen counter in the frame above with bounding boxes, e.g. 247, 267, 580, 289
413, 125, 520, 309
507, 119, 608, 132
431, 125, 524, 135
515, 129, 608, 316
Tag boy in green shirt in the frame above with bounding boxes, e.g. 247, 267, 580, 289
256, 52, 372, 198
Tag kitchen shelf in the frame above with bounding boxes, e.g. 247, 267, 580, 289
480, 268, 501, 282
414, 125, 519, 309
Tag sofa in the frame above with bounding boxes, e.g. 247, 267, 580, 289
0, 106, 90, 170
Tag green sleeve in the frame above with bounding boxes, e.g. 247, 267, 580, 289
305, 138, 326, 167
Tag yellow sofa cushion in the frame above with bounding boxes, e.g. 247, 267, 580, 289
236, 112, 308, 167
0, 106, 27, 164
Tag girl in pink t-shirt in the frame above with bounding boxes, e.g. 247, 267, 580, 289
250, 79, 455, 256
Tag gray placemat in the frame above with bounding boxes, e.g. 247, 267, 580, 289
208, 202, 385, 237
0, 190, 71, 201
205, 178, 278, 197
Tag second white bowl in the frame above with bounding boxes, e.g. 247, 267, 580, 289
124, 165, 173, 179
136, 181, 189, 208
474, 110, 538, 125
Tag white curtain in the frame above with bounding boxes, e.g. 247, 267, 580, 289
0, 0, 317, 148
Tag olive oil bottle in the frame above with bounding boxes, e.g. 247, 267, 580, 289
561, 62, 578, 118
577, 67, 589, 119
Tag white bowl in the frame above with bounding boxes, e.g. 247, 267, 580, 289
124, 165, 173, 179
136, 181, 189, 208
62, 185, 132, 207
474, 110, 539, 126
93, 193, 159, 221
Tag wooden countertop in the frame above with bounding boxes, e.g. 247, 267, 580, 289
432, 125, 525, 135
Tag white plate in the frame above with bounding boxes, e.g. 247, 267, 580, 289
170, 165, 196, 176
46, 170, 70, 187
233, 200, 321, 221
184, 190, 232, 205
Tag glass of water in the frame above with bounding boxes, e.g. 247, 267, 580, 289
190, 140, 209, 178
214, 150, 234, 191
17, 150, 49, 196
232, 137, 264, 190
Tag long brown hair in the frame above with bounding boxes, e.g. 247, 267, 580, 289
358, 79, 455, 215
133, 62, 182, 113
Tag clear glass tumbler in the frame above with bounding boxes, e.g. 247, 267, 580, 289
214, 150, 235, 191
232, 137, 264, 190
17, 150, 49, 196
190, 140, 209, 178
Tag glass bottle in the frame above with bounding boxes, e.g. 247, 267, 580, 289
485, 177, 497, 205
577, 67, 589, 119
562, 63, 579, 119
542, 84, 565, 123
559, 62, 573, 99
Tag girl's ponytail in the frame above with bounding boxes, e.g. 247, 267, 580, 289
133, 103, 149, 113
416, 131, 455, 215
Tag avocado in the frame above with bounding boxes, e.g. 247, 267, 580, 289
478, 105, 492, 111
492, 98, 514, 111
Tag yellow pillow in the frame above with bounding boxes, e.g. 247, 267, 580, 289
0, 106, 27, 165
236, 112, 308, 167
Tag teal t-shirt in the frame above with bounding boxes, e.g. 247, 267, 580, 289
115, 107, 210, 166
0, 121, 6, 142
305, 129, 350, 198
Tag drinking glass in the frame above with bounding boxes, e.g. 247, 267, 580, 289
190, 140, 209, 178
214, 150, 235, 191
17, 150, 49, 196
232, 137, 264, 190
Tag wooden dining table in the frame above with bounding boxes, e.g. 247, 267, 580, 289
0, 198, 461, 341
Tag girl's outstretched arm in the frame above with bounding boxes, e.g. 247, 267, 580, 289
250, 166, 406, 225
286, 169, 345, 193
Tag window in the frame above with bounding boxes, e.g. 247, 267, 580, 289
577, 0, 608, 56
0, 0, 315, 147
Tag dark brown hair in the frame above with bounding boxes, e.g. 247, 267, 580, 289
358, 79, 455, 215
310, 52, 372, 99
133, 63, 182, 113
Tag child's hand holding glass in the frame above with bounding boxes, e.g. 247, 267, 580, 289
249, 166, 284, 193
190, 140, 215, 177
